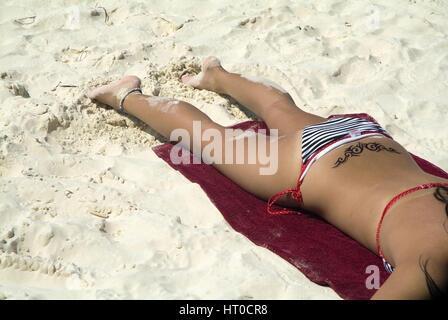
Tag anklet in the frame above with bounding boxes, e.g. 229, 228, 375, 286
119, 88, 142, 115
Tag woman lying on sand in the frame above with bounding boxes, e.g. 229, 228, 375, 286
88, 56, 448, 299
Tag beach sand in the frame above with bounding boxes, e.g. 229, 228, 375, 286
0, 0, 447, 299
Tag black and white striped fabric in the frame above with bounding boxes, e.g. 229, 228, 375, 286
383, 259, 394, 273
301, 117, 390, 167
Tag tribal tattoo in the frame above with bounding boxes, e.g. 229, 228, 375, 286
333, 142, 400, 168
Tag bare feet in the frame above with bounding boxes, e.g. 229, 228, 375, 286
181, 56, 226, 94
87, 75, 141, 110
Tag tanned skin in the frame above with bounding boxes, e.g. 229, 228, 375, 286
88, 56, 448, 299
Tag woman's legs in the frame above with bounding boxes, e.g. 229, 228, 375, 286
86, 75, 301, 205
87, 75, 218, 144
86, 57, 319, 206
181, 56, 326, 135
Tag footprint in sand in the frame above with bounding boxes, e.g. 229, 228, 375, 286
5, 82, 30, 98
150, 14, 190, 37
331, 56, 378, 84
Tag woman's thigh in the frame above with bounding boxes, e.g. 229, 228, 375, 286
263, 99, 327, 135
208, 127, 303, 205
199, 104, 328, 206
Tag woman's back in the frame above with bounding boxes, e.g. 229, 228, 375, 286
300, 134, 448, 254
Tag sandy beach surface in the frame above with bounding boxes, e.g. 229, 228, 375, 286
0, 0, 447, 299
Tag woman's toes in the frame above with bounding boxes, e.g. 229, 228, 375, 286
87, 85, 108, 100
180, 56, 225, 92
87, 75, 142, 109
203, 56, 221, 70
181, 74, 202, 88
86, 88, 97, 100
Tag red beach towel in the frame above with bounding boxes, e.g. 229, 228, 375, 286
152, 113, 448, 300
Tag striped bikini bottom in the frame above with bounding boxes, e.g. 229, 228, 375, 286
267, 116, 392, 268
267, 116, 392, 215
266, 116, 448, 273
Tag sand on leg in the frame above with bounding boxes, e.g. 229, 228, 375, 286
181, 56, 326, 135
87, 77, 303, 207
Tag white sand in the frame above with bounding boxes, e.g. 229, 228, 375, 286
0, 0, 447, 300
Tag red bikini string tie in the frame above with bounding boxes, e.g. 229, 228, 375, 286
267, 188, 303, 215
375, 182, 448, 262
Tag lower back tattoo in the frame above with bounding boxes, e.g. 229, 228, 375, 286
333, 142, 400, 168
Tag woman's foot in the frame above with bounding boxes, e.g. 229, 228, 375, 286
181, 56, 226, 94
87, 75, 141, 110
